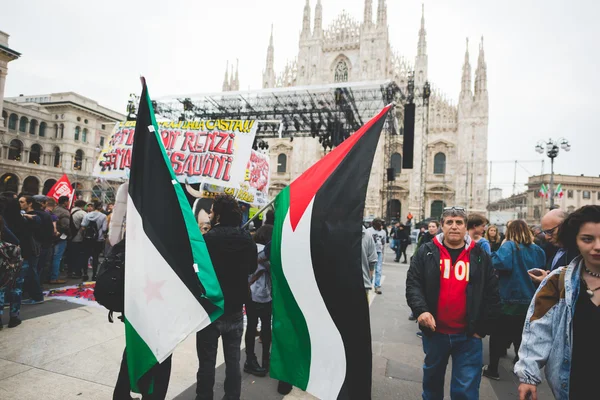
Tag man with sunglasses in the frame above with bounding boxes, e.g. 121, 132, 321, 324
406, 206, 500, 399
540, 209, 578, 272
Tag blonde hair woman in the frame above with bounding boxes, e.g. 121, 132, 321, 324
482, 220, 545, 381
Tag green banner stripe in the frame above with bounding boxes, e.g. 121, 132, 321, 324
124, 317, 158, 394
144, 89, 224, 321
270, 187, 311, 389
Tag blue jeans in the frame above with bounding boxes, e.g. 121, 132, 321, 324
51, 240, 67, 280
196, 312, 244, 400
422, 332, 483, 400
0, 260, 28, 317
374, 251, 383, 288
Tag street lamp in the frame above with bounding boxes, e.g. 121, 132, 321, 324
535, 138, 571, 209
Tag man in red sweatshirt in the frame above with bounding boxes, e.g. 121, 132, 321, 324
406, 207, 500, 399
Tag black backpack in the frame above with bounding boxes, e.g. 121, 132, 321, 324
83, 220, 99, 242
94, 239, 125, 321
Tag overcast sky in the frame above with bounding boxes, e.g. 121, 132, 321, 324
2, 0, 598, 196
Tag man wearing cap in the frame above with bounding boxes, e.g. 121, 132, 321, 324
406, 206, 500, 399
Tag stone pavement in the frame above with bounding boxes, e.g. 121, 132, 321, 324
0, 246, 551, 399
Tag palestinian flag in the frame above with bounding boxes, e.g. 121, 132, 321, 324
124, 79, 224, 394
270, 104, 392, 399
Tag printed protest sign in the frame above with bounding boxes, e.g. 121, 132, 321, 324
93, 119, 258, 188
93, 120, 270, 206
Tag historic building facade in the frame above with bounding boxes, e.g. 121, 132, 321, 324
225, 1, 490, 220
0, 30, 125, 201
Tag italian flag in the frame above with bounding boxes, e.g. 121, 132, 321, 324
124, 80, 224, 394
555, 183, 564, 199
270, 104, 392, 399
539, 183, 548, 198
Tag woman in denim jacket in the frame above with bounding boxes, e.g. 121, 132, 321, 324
516, 205, 600, 399
483, 220, 545, 380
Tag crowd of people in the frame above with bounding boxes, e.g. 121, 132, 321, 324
405, 205, 600, 399
0, 192, 113, 330
2, 187, 598, 400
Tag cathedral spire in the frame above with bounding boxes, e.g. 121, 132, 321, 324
415, 3, 428, 86
460, 38, 473, 100
232, 59, 239, 91
313, 0, 323, 37
301, 0, 311, 38
474, 36, 487, 95
364, 0, 373, 27
222, 60, 230, 92
263, 25, 276, 88
417, 4, 426, 56
376, 0, 387, 27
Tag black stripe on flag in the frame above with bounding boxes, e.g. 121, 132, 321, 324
128, 83, 216, 315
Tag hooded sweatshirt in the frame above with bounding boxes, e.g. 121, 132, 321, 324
433, 233, 476, 334
81, 211, 108, 242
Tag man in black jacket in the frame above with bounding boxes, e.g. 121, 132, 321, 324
196, 194, 257, 400
406, 207, 500, 399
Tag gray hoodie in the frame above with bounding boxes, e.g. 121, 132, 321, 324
249, 243, 272, 303
362, 226, 378, 289
81, 210, 108, 242
70, 207, 86, 242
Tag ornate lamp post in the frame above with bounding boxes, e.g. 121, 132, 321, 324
535, 138, 571, 209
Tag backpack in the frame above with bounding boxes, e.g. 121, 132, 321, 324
0, 241, 23, 291
33, 211, 55, 248
83, 220, 99, 242
94, 239, 125, 320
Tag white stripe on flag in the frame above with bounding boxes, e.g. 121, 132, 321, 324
125, 195, 211, 363
280, 198, 346, 399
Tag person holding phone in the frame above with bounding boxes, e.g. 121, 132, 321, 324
516, 205, 600, 399
482, 220, 545, 380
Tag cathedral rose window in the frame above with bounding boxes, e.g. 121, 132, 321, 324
334, 60, 349, 82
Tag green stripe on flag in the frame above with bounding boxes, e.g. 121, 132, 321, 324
125, 317, 158, 394
270, 187, 311, 389
144, 91, 224, 322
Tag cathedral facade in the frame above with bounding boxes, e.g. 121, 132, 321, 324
225, 0, 489, 221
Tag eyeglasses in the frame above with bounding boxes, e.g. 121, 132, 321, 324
542, 224, 561, 236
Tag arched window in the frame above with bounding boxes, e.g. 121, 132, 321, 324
53, 147, 61, 168
74, 149, 84, 170
1, 111, 7, 127
387, 200, 401, 221
0, 173, 19, 193
9, 114, 18, 130
430, 200, 445, 219
59, 124, 64, 138
334, 60, 349, 82
29, 119, 38, 135
8, 139, 23, 161
72, 182, 83, 199
82, 128, 88, 143
277, 153, 287, 173
39, 122, 47, 137
433, 152, 446, 174
42, 179, 57, 195
19, 116, 28, 132
54, 124, 59, 138
74, 126, 80, 141
29, 144, 42, 164
390, 152, 402, 176
22, 176, 40, 195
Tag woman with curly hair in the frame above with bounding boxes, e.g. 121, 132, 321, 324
516, 205, 600, 399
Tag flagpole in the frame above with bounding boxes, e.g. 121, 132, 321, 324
241, 197, 276, 230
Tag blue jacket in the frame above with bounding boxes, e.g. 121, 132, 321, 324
491, 241, 545, 305
514, 257, 583, 399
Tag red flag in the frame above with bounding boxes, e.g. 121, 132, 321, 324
47, 174, 74, 207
